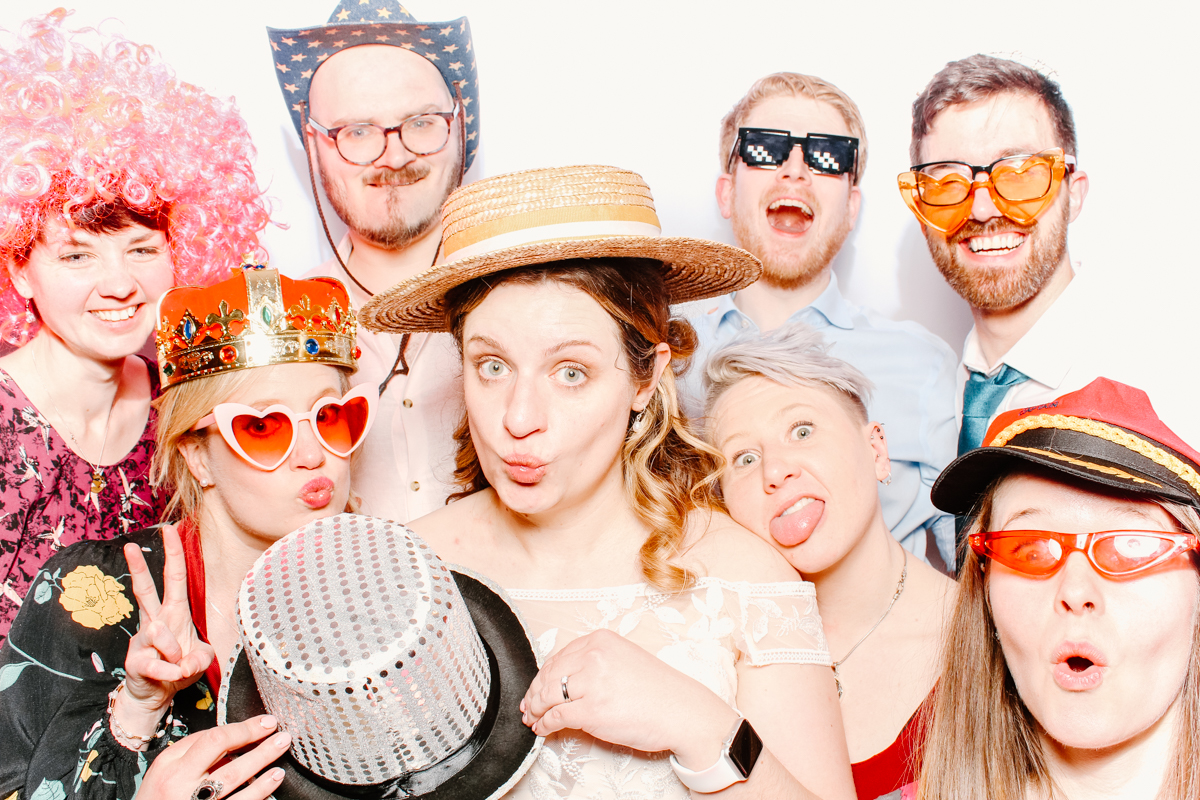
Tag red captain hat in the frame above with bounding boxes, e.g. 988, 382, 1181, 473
932, 378, 1200, 516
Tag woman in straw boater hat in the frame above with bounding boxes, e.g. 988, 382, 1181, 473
0, 9, 269, 641
700, 321, 955, 800
915, 378, 1200, 800
1, 264, 541, 800
362, 165, 857, 799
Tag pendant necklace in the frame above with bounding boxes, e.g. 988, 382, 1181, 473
36, 357, 117, 498
831, 548, 907, 699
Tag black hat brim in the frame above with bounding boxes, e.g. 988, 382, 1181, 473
932, 436, 1198, 518
224, 570, 539, 800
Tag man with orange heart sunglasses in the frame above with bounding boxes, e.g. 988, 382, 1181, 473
902, 54, 1104, 474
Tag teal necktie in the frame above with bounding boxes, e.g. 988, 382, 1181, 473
958, 365, 1030, 455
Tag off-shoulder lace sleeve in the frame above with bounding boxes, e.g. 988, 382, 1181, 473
723, 580, 831, 667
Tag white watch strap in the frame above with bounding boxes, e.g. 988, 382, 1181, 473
669, 716, 749, 794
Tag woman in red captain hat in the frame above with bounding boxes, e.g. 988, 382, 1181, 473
0, 264, 375, 800
916, 378, 1200, 800
0, 9, 270, 640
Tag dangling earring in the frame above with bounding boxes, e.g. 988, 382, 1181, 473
630, 409, 647, 434
24, 298, 35, 324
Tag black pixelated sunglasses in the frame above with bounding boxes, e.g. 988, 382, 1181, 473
729, 127, 859, 176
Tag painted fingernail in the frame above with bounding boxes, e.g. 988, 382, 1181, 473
261, 715, 278, 729
275, 731, 292, 747
269, 768, 285, 781
519, 699, 526, 713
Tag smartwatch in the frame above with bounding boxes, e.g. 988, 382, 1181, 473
669, 716, 763, 793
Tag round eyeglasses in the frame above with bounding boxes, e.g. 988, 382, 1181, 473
307, 103, 460, 166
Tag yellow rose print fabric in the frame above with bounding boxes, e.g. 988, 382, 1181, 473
57, 566, 133, 630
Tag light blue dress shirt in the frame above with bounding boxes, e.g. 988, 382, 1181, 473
676, 275, 959, 567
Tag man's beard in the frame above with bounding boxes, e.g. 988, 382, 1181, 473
925, 197, 1069, 312
729, 186, 854, 291
320, 158, 459, 251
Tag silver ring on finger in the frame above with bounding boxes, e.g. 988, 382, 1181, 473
561, 674, 571, 702
191, 778, 224, 800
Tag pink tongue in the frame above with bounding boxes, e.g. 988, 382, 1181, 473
767, 206, 813, 234
769, 500, 825, 547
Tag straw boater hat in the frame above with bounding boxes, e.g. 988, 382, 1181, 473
221, 514, 540, 799
933, 378, 1200, 516
358, 164, 763, 333
267, 0, 480, 170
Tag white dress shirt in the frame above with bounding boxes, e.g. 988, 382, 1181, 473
958, 266, 1198, 449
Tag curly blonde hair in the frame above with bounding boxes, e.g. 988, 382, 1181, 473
443, 258, 723, 593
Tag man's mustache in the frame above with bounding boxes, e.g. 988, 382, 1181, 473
364, 163, 431, 186
949, 215, 1035, 246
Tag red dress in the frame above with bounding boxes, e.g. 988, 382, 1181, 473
850, 691, 932, 800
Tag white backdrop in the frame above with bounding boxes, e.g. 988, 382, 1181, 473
4, 0, 1197, 414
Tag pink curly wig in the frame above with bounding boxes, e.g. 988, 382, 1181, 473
0, 8, 271, 344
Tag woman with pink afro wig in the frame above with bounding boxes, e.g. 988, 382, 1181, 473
0, 8, 269, 641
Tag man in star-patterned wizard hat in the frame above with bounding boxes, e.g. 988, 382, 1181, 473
266, 1, 479, 524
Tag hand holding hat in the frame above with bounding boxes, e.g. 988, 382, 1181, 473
221, 513, 541, 799
139, 715, 290, 800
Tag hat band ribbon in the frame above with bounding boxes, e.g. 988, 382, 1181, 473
444, 205, 661, 261
988, 413, 1200, 496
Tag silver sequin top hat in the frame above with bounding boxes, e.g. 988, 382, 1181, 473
266, 1, 480, 170
223, 513, 540, 799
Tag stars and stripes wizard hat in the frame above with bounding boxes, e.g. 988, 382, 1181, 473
932, 378, 1200, 516
267, 1, 479, 170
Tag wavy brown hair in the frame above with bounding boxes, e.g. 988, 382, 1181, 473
918, 469, 1200, 800
443, 257, 724, 593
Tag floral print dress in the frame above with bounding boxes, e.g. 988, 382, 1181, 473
503, 579, 831, 800
0, 528, 214, 800
0, 366, 165, 642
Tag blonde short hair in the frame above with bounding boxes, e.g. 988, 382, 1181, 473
719, 72, 868, 184
702, 320, 873, 425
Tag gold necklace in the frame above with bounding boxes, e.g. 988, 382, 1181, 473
830, 548, 908, 699
35, 357, 118, 497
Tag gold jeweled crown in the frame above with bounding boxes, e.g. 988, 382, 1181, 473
155, 262, 359, 388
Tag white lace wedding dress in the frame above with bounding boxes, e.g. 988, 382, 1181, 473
503, 578, 831, 799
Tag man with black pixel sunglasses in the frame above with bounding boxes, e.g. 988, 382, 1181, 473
678, 72, 959, 572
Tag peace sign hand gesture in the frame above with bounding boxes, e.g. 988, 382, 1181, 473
114, 524, 215, 742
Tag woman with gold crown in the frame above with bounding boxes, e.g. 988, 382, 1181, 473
364, 165, 857, 799
0, 264, 375, 799
0, 9, 269, 641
